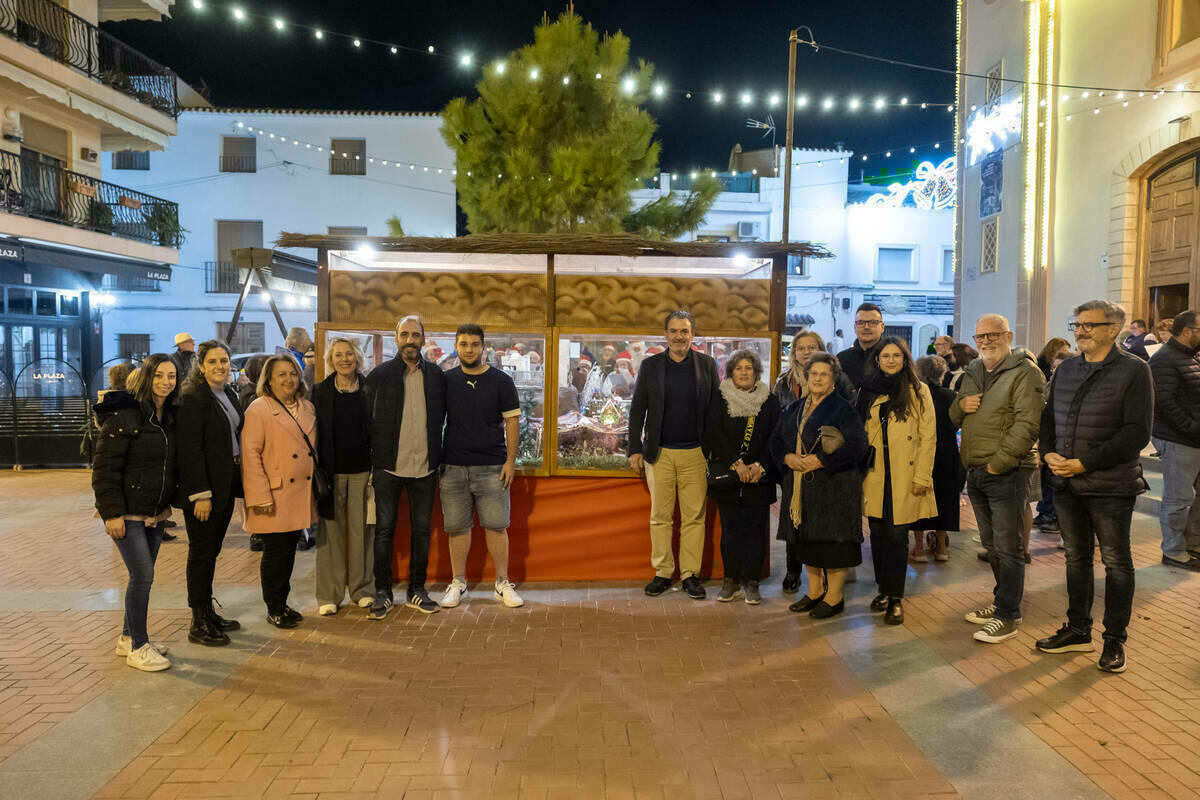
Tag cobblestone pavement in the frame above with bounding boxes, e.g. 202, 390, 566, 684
1, 469, 1199, 800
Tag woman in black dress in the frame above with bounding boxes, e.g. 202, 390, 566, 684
909, 355, 966, 563
770, 353, 869, 619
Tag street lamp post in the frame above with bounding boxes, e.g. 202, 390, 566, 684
782, 28, 798, 244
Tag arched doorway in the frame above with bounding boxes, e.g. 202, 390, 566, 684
1144, 150, 1200, 326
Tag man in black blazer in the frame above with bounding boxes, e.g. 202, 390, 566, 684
628, 310, 720, 600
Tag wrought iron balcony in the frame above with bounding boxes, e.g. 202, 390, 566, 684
329, 156, 365, 175
0, 150, 183, 248
205, 261, 242, 294
0, 0, 180, 118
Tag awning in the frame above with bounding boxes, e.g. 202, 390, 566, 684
232, 247, 317, 285
1, 238, 171, 282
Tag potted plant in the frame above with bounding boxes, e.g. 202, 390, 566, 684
142, 202, 187, 247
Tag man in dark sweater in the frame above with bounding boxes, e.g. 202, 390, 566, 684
1036, 300, 1153, 674
628, 310, 720, 600
1149, 310, 1200, 570
836, 302, 886, 408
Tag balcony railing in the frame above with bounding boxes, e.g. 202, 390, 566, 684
329, 156, 365, 175
101, 273, 160, 292
205, 261, 242, 294
0, 150, 182, 248
0, 0, 180, 118
218, 155, 256, 173
664, 173, 761, 193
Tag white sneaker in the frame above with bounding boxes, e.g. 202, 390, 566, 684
440, 579, 467, 608
494, 579, 524, 608
115, 635, 168, 657
318, 604, 338, 616
356, 596, 374, 608
126, 642, 171, 672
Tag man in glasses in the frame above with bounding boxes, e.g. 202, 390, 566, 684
1149, 310, 1200, 571
836, 302, 886, 403
1036, 300, 1152, 674
950, 313, 1044, 645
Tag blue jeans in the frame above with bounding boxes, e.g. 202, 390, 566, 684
1055, 488, 1136, 644
966, 466, 1031, 621
1155, 439, 1200, 560
112, 520, 164, 649
371, 469, 436, 595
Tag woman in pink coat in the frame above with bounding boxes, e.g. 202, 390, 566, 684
242, 354, 318, 629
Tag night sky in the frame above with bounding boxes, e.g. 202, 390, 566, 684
106, 1, 957, 176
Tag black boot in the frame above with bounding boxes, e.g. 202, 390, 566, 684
208, 598, 240, 632
188, 608, 230, 646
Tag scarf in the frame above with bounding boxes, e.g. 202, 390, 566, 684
790, 395, 821, 527
719, 378, 770, 418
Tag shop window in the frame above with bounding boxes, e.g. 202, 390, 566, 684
112, 150, 149, 170
36, 290, 57, 316
59, 294, 79, 315
330, 139, 366, 175
876, 247, 916, 282
555, 333, 772, 473
7, 288, 32, 315
217, 322, 265, 355
118, 334, 151, 361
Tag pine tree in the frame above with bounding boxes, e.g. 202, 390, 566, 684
441, 9, 719, 237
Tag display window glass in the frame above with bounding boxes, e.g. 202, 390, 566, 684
554, 333, 773, 472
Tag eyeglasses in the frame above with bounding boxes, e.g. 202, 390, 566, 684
1067, 321, 1118, 333
854, 320, 883, 328
972, 331, 1010, 344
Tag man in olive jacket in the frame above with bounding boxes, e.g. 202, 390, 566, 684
950, 313, 1045, 645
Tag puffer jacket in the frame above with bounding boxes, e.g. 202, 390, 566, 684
949, 348, 1045, 473
1149, 337, 1200, 447
91, 392, 177, 520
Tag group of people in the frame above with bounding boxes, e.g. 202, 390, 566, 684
92, 317, 526, 672
627, 300, 1160, 674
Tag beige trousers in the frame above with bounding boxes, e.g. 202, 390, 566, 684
644, 447, 708, 579
315, 471, 373, 606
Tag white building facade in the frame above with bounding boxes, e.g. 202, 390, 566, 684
100, 108, 456, 360
633, 147, 957, 351
957, 0, 1200, 347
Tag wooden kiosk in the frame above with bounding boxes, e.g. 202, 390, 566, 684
276, 232, 827, 582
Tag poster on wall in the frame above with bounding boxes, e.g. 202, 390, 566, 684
980, 150, 1003, 219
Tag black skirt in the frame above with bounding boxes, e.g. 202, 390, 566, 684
796, 539, 862, 570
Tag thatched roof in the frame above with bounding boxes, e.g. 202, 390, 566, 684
275, 232, 830, 260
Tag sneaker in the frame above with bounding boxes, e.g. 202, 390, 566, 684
743, 581, 761, 605
1098, 640, 1127, 673
494, 580, 524, 608
681, 576, 706, 600
440, 579, 467, 608
716, 578, 739, 602
115, 636, 168, 657
356, 596, 374, 608
1036, 623, 1094, 654
964, 604, 1022, 625
318, 604, 338, 616
1032, 513, 1053, 528
406, 588, 440, 614
266, 613, 298, 629
366, 591, 393, 620
644, 576, 672, 597
973, 617, 1020, 643
126, 642, 171, 672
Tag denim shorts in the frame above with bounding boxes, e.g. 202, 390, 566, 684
440, 464, 510, 533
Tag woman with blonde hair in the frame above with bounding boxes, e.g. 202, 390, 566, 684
242, 354, 318, 627
311, 337, 374, 615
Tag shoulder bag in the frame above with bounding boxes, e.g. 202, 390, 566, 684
274, 398, 333, 505
707, 415, 756, 490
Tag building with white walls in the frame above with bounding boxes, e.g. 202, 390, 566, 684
98, 107, 456, 361
633, 147, 957, 351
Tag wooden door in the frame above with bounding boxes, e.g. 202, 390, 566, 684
1145, 155, 1199, 313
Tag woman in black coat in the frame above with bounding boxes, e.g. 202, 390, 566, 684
770, 353, 869, 619
91, 353, 178, 672
704, 350, 782, 606
909, 356, 966, 563
175, 340, 244, 647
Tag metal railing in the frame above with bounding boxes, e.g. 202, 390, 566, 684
666, 173, 761, 193
205, 261, 242, 293
101, 273, 160, 292
0, 150, 182, 248
218, 155, 256, 173
329, 156, 365, 175
0, 0, 180, 118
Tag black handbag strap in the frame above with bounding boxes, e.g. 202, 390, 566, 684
273, 397, 318, 464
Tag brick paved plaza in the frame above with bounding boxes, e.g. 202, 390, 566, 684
1, 467, 1199, 800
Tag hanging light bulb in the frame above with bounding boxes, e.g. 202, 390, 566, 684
862, 155, 868, 161
191, 0, 202, 8
822, 97, 834, 110
873, 96, 886, 110
797, 95, 809, 108
909, 147, 916, 153
427, 45, 434, 54
272, 17, 284, 30
314, 29, 323, 39
653, 83, 665, 98
921, 102, 927, 109
740, 92, 752, 106
768, 93, 780, 107
622, 76, 636, 94
353, 39, 361, 48
529, 67, 540, 80
562, 75, 570, 85
712, 91, 724, 104
595, 72, 602, 79
460, 53, 473, 67
885, 151, 892, 157
231, 6, 245, 21
391, 46, 398, 55
900, 97, 908, 105
848, 97, 861, 111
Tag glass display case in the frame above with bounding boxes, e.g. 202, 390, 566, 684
322, 328, 546, 469
554, 333, 774, 474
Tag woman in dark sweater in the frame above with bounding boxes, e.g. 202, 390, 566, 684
312, 337, 374, 615
704, 350, 781, 605
771, 353, 869, 619
908, 356, 966, 563
91, 353, 178, 671
176, 340, 243, 647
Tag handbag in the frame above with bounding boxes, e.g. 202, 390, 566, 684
274, 398, 333, 505
707, 415, 756, 489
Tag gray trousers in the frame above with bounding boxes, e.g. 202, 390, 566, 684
316, 471, 374, 606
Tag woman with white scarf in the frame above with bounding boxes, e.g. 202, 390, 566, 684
703, 350, 781, 605
769, 353, 869, 619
